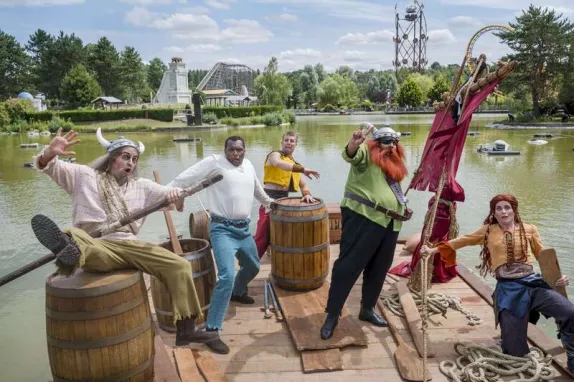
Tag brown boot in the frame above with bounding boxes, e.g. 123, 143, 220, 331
204, 328, 230, 354
185, 319, 219, 343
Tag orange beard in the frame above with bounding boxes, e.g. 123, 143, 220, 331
367, 140, 408, 181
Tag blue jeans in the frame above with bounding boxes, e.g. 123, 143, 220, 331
206, 218, 260, 330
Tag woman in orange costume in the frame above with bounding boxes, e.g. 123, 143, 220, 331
422, 194, 574, 369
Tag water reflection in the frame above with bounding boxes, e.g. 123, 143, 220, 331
0, 114, 573, 380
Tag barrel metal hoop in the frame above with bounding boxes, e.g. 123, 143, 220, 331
46, 297, 145, 320
273, 202, 325, 211
270, 213, 328, 223
183, 251, 209, 261
270, 242, 329, 253
272, 272, 328, 285
47, 317, 151, 350
46, 271, 142, 298
192, 268, 213, 278
51, 357, 151, 382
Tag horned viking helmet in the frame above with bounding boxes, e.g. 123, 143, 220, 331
96, 127, 145, 155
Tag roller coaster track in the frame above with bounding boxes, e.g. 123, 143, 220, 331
465, 25, 514, 72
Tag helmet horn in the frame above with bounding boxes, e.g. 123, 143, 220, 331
138, 142, 145, 154
96, 128, 111, 149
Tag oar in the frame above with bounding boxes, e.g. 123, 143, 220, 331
377, 300, 430, 381
0, 173, 223, 287
90, 173, 223, 238
153, 170, 183, 255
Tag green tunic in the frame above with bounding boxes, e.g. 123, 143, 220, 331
340, 143, 405, 232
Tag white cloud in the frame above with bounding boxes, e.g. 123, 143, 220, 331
265, 13, 299, 22
342, 50, 368, 62
186, 43, 222, 53
279, 48, 322, 59
121, 0, 171, 5
219, 19, 273, 43
428, 29, 457, 46
164, 46, 185, 53
179, 5, 210, 14
337, 30, 394, 45
448, 15, 482, 28
0, 0, 83, 6
255, 0, 394, 22
439, 0, 573, 12
205, 0, 235, 9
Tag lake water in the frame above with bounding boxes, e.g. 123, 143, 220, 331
1, 114, 573, 381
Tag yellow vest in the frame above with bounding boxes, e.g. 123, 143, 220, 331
263, 151, 301, 192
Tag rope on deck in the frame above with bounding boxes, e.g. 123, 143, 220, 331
439, 343, 556, 382
379, 290, 483, 326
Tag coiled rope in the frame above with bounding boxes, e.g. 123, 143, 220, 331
379, 290, 483, 326
439, 343, 555, 382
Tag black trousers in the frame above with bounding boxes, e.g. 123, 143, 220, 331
326, 207, 399, 315
500, 286, 574, 364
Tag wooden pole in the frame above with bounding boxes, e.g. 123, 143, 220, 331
153, 170, 184, 255
0, 254, 55, 287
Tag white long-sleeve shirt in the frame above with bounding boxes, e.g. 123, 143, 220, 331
167, 154, 273, 220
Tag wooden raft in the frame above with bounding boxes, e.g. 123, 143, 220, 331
147, 244, 572, 381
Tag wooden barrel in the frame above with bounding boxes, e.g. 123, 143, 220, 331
151, 238, 215, 331
326, 202, 342, 244
189, 210, 210, 242
270, 197, 329, 291
46, 269, 154, 382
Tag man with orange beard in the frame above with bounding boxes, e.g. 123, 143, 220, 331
321, 124, 412, 340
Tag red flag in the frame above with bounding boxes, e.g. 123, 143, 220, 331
407, 79, 502, 202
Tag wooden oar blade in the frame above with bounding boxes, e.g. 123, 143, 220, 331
539, 248, 568, 299
395, 344, 430, 382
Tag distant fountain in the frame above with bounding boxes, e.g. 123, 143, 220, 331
153, 57, 192, 105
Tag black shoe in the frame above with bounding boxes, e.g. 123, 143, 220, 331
359, 307, 388, 327
320, 313, 339, 340
31, 214, 80, 268
231, 294, 255, 304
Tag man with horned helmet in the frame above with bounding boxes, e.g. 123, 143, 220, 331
168, 135, 274, 354
30, 128, 220, 350
321, 123, 413, 340
422, 194, 574, 370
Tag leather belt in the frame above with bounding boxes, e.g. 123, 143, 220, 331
344, 191, 412, 221
210, 214, 250, 228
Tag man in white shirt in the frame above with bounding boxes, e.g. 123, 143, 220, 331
168, 135, 274, 354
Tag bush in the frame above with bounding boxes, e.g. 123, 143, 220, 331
48, 116, 75, 133
0, 99, 36, 126
203, 105, 283, 119
25, 108, 174, 123
221, 117, 240, 126
282, 111, 296, 124
262, 112, 284, 126
202, 112, 218, 124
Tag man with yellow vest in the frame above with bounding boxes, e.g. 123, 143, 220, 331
254, 131, 320, 259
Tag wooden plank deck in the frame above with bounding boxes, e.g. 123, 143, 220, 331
148, 244, 573, 381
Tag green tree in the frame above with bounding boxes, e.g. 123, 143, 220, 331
317, 74, 358, 106
408, 73, 433, 102
497, 5, 574, 116
30, 31, 86, 99
314, 63, 326, 83
396, 77, 423, 107
25, 29, 54, 96
300, 65, 319, 107
86, 37, 122, 97
119, 47, 147, 103
0, 31, 31, 100
428, 75, 450, 104
147, 57, 166, 91
254, 57, 292, 106
60, 64, 102, 108
188, 69, 209, 90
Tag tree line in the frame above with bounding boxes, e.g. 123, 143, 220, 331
1, 5, 573, 117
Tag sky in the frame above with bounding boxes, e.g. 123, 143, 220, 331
1, 0, 573, 73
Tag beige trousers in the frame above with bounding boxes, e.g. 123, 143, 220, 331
61, 228, 203, 323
